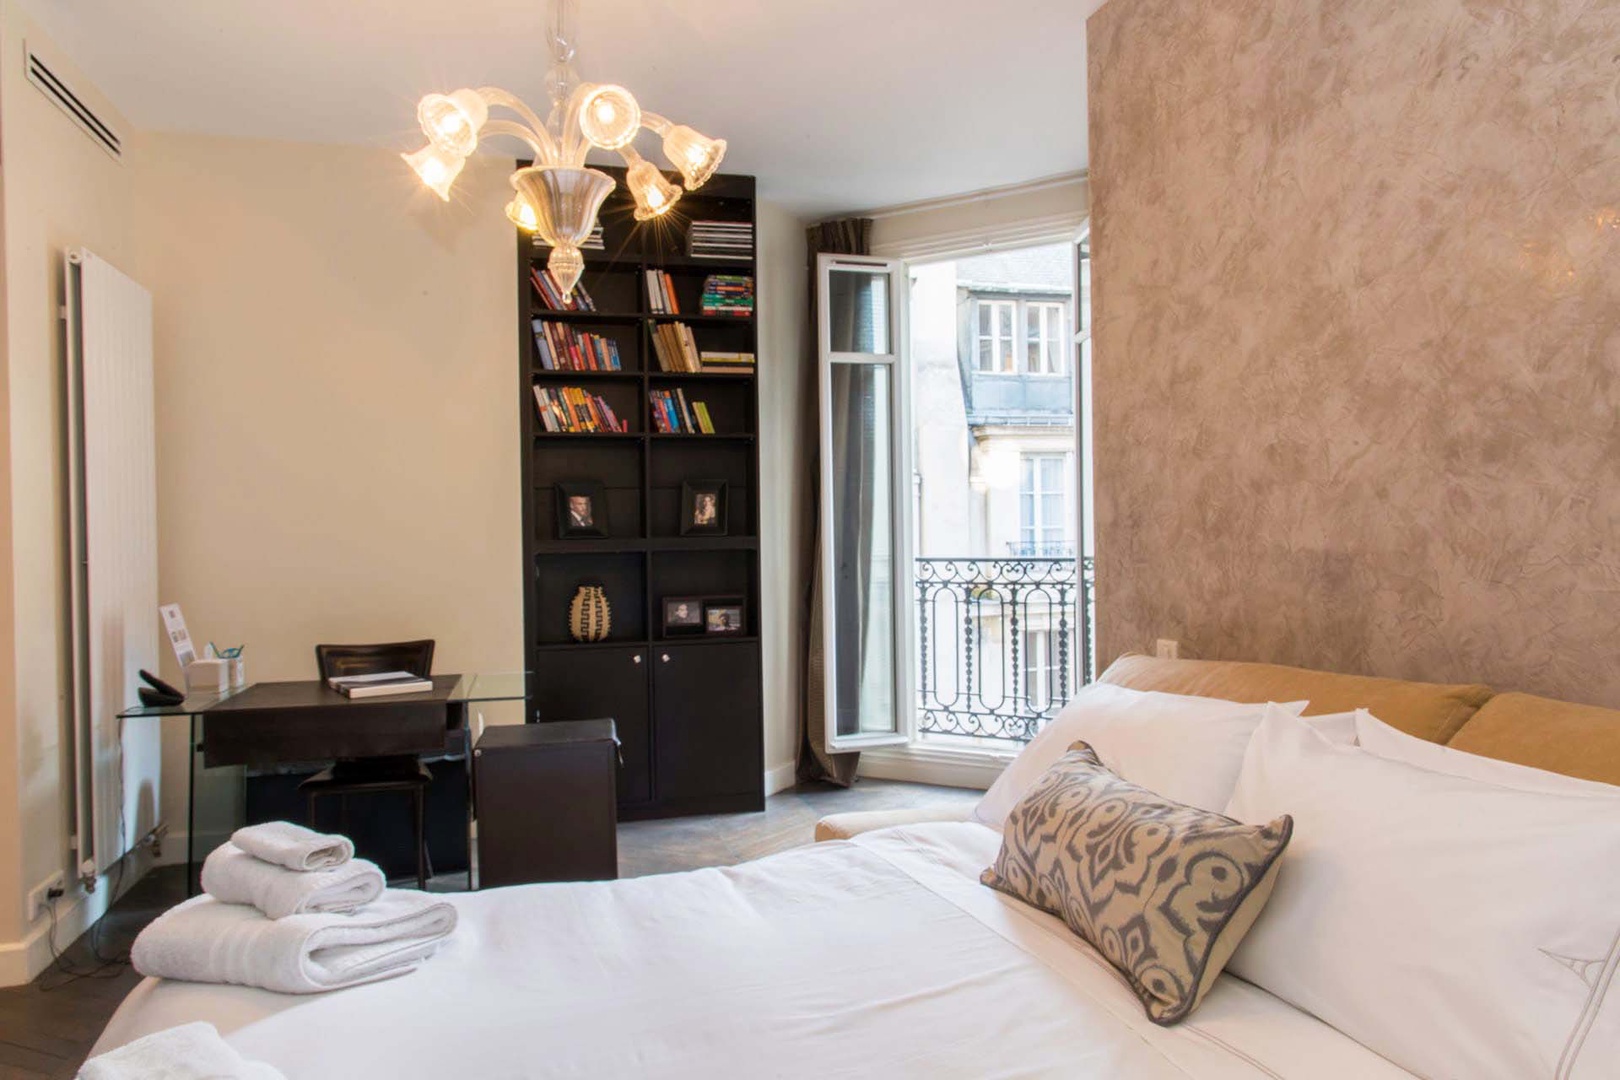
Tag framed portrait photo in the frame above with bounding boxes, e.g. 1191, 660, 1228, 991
661, 596, 706, 636
703, 597, 746, 636
680, 479, 728, 536
555, 480, 608, 539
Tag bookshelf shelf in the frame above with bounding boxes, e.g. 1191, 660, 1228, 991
518, 164, 763, 819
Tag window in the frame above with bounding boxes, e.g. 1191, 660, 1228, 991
976, 300, 1016, 372
1023, 629, 1055, 712
1019, 454, 1067, 556
1026, 301, 1067, 375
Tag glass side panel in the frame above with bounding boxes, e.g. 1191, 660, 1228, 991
828, 268, 891, 355
830, 362, 898, 737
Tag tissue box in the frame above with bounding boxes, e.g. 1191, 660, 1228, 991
185, 658, 229, 693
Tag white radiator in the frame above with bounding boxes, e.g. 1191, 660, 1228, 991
63, 248, 160, 885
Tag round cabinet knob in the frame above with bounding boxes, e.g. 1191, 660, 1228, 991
661, 653, 670, 663
632, 654, 642, 665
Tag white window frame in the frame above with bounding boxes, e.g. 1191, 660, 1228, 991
817, 253, 914, 753
1019, 452, 1069, 556
975, 299, 1017, 374
1026, 301, 1068, 375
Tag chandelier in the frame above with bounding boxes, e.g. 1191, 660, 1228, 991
403, 0, 726, 298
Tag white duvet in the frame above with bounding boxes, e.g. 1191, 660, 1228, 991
94, 823, 1412, 1079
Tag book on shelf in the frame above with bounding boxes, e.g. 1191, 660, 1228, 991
532, 319, 623, 371
645, 269, 680, 315
328, 671, 434, 698
650, 321, 703, 372
648, 389, 715, 434
699, 350, 756, 373
687, 220, 754, 260
530, 267, 597, 312
533, 385, 629, 433
700, 274, 754, 317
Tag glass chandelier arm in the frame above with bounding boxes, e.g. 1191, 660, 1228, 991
559, 83, 594, 166
476, 87, 559, 158
639, 111, 673, 136
479, 120, 552, 160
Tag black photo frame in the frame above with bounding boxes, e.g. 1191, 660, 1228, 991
703, 596, 746, 636
661, 596, 706, 636
680, 479, 728, 536
555, 480, 609, 539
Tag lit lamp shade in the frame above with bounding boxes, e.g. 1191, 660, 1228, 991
510, 165, 616, 247
504, 196, 540, 232
577, 84, 642, 150
626, 159, 682, 221
417, 89, 488, 157
402, 144, 466, 201
661, 125, 726, 190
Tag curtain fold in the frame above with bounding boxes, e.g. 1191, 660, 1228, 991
797, 218, 873, 787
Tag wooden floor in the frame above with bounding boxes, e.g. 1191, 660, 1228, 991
0, 779, 979, 1078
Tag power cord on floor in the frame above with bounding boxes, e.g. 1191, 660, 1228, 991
37, 888, 129, 991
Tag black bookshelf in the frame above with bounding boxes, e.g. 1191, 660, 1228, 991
518, 166, 764, 820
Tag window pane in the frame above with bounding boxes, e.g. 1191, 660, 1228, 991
978, 304, 992, 334
977, 336, 992, 371
997, 304, 1013, 337
828, 269, 890, 354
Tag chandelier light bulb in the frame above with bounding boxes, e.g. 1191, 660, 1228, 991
417, 89, 489, 158
627, 159, 682, 221
505, 196, 540, 232
402, 144, 465, 200
577, 84, 642, 150
660, 125, 727, 190
548, 243, 586, 298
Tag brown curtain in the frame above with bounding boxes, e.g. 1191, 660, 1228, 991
797, 218, 873, 786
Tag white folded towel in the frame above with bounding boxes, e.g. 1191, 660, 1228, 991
202, 842, 385, 919
230, 821, 353, 871
77, 1021, 286, 1080
132, 890, 457, 994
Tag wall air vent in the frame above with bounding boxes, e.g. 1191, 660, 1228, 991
25, 44, 122, 161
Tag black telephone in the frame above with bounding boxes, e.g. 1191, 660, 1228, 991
138, 669, 185, 707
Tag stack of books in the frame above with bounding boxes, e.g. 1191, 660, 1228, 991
328, 671, 433, 698
649, 389, 715, 434
646, 270, 681, 314
650, 322, 702, 372
700, 275, 754, 317
531, 267, 597, 312
533, 386, 629, 433
532, 224, 605, 252
688, 220, 753, 260
532, 320, 623, 371
699, 351, 756, 374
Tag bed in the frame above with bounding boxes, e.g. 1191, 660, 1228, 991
95, 655, 1620, 1078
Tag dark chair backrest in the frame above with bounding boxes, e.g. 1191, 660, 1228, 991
315, 640, 436, 681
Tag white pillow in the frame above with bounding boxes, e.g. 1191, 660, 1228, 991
1355, 707, 1620, 797
973, 683, 1305, 827
1225, 704, 1620, 1080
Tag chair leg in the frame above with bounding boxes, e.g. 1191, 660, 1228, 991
414, 786, 427, 890
306, 790, 320, 829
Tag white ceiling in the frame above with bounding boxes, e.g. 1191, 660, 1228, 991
21, 0, 1102, 216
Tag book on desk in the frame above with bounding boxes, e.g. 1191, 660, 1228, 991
327, 671, 435, 698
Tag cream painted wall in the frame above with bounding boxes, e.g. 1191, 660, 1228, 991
0, 2, 139, 969
128, 132, 526, 843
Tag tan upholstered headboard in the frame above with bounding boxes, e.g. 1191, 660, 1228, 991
1097, 655, 1493, 744
1449, 693, 1620, 788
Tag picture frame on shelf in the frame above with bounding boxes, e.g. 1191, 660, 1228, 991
555, 480, 609, 539
661, 596, 706, 636
680, 479, 728, 536
703, 597, 746, 636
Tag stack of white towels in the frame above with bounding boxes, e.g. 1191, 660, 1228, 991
131, 821, 457, 995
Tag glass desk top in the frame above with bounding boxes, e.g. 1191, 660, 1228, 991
117, 671, 533, 719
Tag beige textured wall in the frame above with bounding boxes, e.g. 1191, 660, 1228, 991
1088, 0, 1620, 703
0, 3, 138, 961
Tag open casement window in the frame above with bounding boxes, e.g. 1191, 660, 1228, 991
818, 254, 912, 751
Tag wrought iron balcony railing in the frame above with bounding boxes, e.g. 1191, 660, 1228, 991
916, 555, 1095, 744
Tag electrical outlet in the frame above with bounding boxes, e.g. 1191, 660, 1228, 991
27, 871, 66, 921
1155, 638, 1180, 660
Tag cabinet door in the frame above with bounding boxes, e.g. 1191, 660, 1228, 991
652, 641, 762, 802
532, 646, 651, 806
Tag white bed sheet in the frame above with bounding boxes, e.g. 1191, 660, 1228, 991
94, 823, 1413, 1079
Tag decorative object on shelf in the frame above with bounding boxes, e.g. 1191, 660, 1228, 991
568, 584, 612, 642
680, 480, 728, 536
555, 480, 609, 539
661, 596, 705, 637
703, 597, 746, 636
402, 0, 727, 299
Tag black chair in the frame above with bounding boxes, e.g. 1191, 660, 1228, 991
301, 640, 436, 889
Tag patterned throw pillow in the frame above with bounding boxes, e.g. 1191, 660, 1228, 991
982, 741, 1293, 1025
